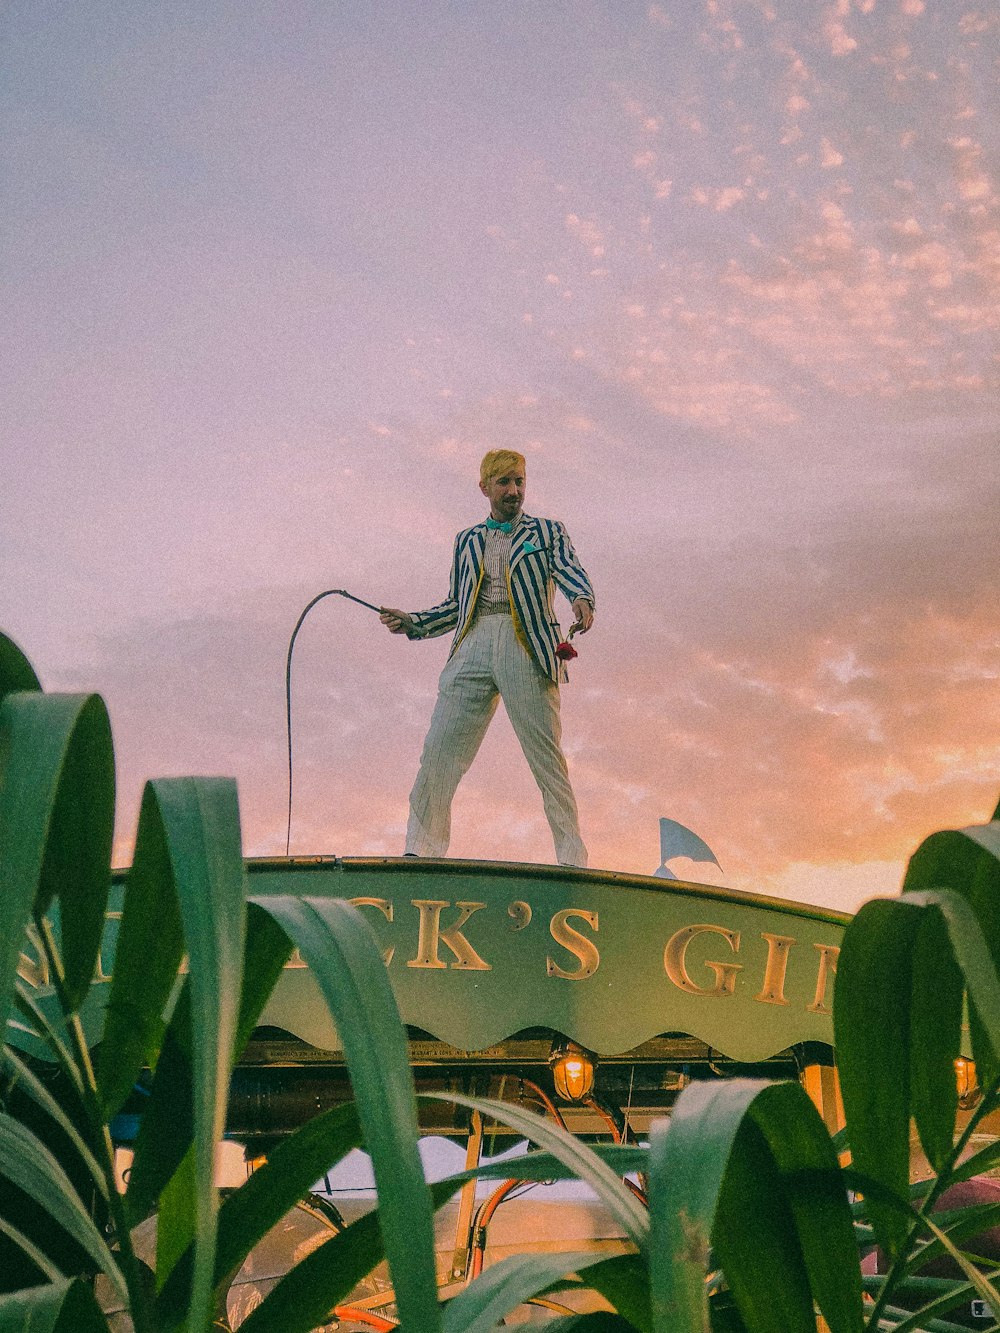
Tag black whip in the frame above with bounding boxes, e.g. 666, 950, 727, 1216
285, 589, 388, 855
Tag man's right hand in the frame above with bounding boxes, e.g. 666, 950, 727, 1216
380, 607, 415, 635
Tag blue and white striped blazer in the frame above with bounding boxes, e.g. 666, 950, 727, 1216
409, 514, 594, 684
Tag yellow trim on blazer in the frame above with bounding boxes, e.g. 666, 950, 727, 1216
506, 565, 532, 657
450, 562, 486, 655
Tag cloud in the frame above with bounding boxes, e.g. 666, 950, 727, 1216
823, 20, 858, 56
820, 139, 845, 168
689, 185, 747, 211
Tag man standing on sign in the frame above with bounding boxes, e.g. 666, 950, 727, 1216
380, 450, 594, 867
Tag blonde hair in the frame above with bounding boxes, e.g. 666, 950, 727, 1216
480, 449, 526, 485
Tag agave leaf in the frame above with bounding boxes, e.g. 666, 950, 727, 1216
237, 1165, 563, 1333
909, 910, 962, 1171
834, 898, 922, 1260
903, 821, 1000, 1085
0, 1277, 109, 1333
886, 1278, 1000, 1333
648, 1078, 861, 1333
0, 1217, 64, 1285
879, 1305, 983, 1333
896, 1201, 1000, 1280
235, 1149, 647, 1333
257, 895, 441, 1333
0, 1112, 125, 1300
0, 692, 114, 1023
211, 1101, 361, 1283
579, 1254, 651, 1333
156, 1145, 196, 1293
117, 778, 245, 1333
234, 1202, 390, 1333
125, 899, 290, 1229
11, 982, 86, 1102
435, 1142, 650, 1190
744, 1083, 862, 1333
236, 1163, 466, 1333
538, 1317, 642, 1332
906, 890, 1000, 1057
97, 782, 186, 1118
0, 1048, 107, 1202
649, 1079, 808, 1333
440, 1249, 613, 1333
894, 889, 1000, 1185
0, 632, 41, 702
155, 1101, 364, 1323
124, 996, 194, 1227
426, 1092, 648, 1248
916, 1211, 1000, 1324
950, 1138, 1000, 1185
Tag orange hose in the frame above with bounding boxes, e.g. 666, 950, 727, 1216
470, 1178, 520, 1277
331, 1308, 397, 1330
585, 1095, 648, 1207
469, 1078, 570, 1278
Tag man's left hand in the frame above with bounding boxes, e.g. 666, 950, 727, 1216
570, 599, 594, 634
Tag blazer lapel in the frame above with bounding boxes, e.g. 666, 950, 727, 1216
508, 514, 541, 570
464, 524, 487, 573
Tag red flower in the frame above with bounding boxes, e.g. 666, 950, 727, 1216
555, 640, 578, 661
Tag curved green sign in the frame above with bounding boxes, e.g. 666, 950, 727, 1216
249, 857, 847, 1062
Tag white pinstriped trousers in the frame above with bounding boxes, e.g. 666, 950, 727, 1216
405, 614, 588, 866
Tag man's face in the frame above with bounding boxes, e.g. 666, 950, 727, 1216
480, 468, 526, 521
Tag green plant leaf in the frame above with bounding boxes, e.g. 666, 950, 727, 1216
915, 1210, 1000, 1324
155, 1101, 364, 1322
234, 1201, 388, 1333
839, 888, 1000, 1268
441, 1249, 612, 1333
539, 1317, 642, 1332
648, 1078, 860, 1333
11, 982, 86, 1102
256, 895, 441, 1333
0, 692, 114, 1022
124, 898, 292, 1235
906, 890, 1000, 1059
574, 1254, 651, 1333
0, 632, 41, 702
435, 1143, 650, 1192
0, 1218, 64, 1285
647, 1080, 771, 1333
886, 1276, 1000, 1333
212, 1101, 362, 1286
0, 1278, 109, 1333
743, 1083, 862, 1333
0, 1048, 107, 1202
426, 1092, 649, 1248
834, 897, 922, 1260
96, 782, 186, 1118
903, 821, 1000, 1085
117, 778, 245, 1333
909, 909, 962, 1171
0, 1112, 124, 1300
234, 1149, 645, 1333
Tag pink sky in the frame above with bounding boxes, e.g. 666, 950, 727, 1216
3, 1, 998, 911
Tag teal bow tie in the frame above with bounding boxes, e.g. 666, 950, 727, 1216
486, 518, 514, 533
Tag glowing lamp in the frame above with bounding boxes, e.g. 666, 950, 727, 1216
956, 1057, 980, 1109
550, 1040, 596, 1102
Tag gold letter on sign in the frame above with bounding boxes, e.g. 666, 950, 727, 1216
349, 897, 395, 967
408, 901, 491, 971
547, 909, 600, 980
807, 944, 840, 1015
754, 933, 796, 1006
664, 925, 742, 996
